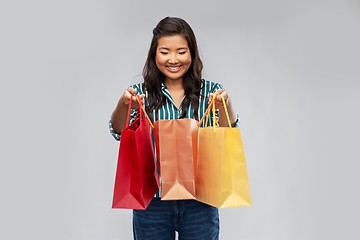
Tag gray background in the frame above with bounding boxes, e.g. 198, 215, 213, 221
1, 0, 359, 239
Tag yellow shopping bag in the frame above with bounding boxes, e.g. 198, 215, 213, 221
196, 94, 251, 208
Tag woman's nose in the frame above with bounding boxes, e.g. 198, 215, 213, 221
168, 54, 178, 64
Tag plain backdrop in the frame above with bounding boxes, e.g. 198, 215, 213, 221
1, 0, 359, 239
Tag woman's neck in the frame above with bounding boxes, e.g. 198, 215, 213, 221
164, 78, 184, 109
164, 78, 184, 91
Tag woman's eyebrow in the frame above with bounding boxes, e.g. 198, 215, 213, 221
158, 47, 188, 51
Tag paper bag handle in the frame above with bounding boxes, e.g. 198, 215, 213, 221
218, 94, 232, 128
197, 94, 232, 131
197, 95, 216, 127
125, 94, 154, 129
136, 95, 154, 129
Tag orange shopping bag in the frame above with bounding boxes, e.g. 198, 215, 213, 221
153, 118, 198, 200
196, 95, 251, 208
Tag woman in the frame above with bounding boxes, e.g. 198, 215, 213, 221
110, 16, 239, 240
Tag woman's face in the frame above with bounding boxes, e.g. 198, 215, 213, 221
155, 34, 192, 83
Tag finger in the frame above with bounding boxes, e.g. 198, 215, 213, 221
209, 93, 214, 102
215, 88, 225, 95
127, 87, 137, 95
122, 90, 133, 105
131, 95, 138, 103
124, 88, 135, 99
139, 94, 145, 105
139, 94, 145, 101
216, 90, 229, 102
210, 93, 220, 99
220, 91, 228, 101
213, 89, 224, 101
135, 94, 145, 105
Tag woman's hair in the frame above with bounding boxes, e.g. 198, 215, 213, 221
142, 16, 203, 121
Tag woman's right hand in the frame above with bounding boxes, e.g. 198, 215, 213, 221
120, 87, 145, 109
111, 87, 146, 134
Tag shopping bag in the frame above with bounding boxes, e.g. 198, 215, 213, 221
196, 94, 251, 208
153, 118, 198, 200
112, 95, 160, 209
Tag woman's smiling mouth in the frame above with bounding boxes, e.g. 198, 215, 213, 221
167, 66, 182, 73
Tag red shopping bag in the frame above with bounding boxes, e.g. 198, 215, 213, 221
112, 95, 159, 209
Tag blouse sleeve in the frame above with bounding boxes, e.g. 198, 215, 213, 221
109, 119, 121, 141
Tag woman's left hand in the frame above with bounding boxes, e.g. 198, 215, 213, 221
209, 89, 228, 109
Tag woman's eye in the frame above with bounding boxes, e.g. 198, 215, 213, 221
179, 52, 186, 55
160, 52, 168, 55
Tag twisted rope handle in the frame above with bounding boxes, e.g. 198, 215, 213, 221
219, 94, 232, 128
197, 95, 217, 127
136, 95, 154, 130
197, 94, 232, 132
125, 95, 134, 128
125, 94, 154, 129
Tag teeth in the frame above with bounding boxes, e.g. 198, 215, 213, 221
168, 66, 180, 70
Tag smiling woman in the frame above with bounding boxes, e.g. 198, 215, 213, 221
109, 16, 240, 240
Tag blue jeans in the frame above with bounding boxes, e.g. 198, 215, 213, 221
133, 198, 219, 240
